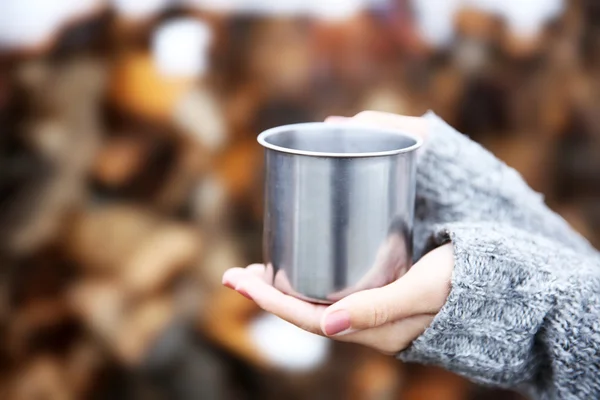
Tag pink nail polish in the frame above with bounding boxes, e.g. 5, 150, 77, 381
237, 288, 252, 300
324, 310, 351, 336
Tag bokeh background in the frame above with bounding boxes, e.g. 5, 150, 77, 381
0, 0, 599, 399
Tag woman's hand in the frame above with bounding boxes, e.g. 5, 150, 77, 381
223, 111, 600, 397
222, 112, 454, 355
222, 243, 453, 355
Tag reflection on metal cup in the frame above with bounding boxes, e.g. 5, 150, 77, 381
258, 122, 422, 304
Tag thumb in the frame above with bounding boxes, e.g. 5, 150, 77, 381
320, 243, 454, 336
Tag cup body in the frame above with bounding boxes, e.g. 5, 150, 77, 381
258, 122, 421, 304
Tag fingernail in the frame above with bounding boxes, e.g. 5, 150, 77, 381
323, 310, 351, 336
237, 288, 252, 300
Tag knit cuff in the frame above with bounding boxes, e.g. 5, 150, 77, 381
399, 222, 557, 388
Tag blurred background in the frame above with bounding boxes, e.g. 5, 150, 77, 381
0, 0, 599, 398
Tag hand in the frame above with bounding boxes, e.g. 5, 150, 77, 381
222, 111, 454, 355
222, 243, 453, 355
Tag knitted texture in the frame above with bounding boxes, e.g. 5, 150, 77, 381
400, 112, 600, 399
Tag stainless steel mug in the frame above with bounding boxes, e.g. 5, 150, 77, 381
258, 122, 422, 304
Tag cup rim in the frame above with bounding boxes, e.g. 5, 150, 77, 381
257, 122, 423, 158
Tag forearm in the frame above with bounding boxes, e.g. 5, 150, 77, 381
413, 112, 595, 260
401, 222, 600, 399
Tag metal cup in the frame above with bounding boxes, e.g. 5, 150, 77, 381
258, 122, 422, 304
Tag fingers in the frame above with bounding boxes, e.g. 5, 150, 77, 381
320, 244, 454, 336
222, 243, 453, 345
245, 263, 267, 275
325, 111, 429, 141
223, 265, 263, 289
222, 263, 272, 287
222, 265, 439, 355
222, 267, 327, 335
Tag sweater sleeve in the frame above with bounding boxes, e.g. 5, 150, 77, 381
399, 222, 600, 400
412, 111, 596, 261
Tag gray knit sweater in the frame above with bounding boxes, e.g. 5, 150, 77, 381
399, 111, 600, 400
